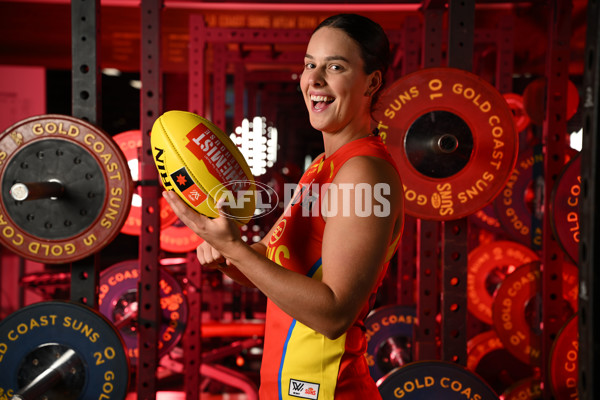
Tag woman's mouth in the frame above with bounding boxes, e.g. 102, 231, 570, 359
310, 95, 335, 111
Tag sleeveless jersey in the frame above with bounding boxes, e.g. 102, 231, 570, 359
260, 135, 402, 400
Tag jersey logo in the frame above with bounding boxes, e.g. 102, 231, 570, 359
289, 379, 320, 399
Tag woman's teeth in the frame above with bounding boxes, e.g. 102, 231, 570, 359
310, 95, 334, 102
311, 95, 334, 110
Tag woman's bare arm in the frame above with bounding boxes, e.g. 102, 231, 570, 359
162, 155, 402, 339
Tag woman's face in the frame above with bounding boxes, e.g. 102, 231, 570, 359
300, 27, 376, 135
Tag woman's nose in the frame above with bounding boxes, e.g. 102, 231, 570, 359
306, 68, 325, 86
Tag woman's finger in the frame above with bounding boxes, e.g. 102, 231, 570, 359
197, 243, 219, 269
162, 190, 210, 233
211, 246, 225, 264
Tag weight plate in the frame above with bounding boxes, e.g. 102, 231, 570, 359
468, 204, 505, 235
374, 67, 518, 220
98, 259, 188, 365
364, 304, 415, 382
549, 315, 578, 400
0, 115, 133, 264
113, 130, 178, 236
523, 78, 579, 126
466, 330, 535, 395
491, 261, 578, 365
0, 301, 129, 400
494, 149, 542, 245
503, 93, 530, 133
160, 217, 204, 253
550, 154, 580, 264
467, 240, 539, 325
377, 360, 499, 399
501, 377, 542, 400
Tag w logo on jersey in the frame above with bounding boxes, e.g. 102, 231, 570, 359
289, 379, 319, 399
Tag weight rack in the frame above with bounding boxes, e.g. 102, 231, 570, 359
0, 1, 598, 400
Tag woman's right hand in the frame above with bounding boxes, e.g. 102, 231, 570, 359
196, 238, 259, 288
196, 241, 229, 269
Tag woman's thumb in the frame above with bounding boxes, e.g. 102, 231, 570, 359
216, 196, 232, 219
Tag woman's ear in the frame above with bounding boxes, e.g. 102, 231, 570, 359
365, 70, 383, 96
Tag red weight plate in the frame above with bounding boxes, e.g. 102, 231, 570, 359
469, 204, 506, 236
550, 154, 580, 264
0, 115, 133, 264
373, 67, 518, 220
466, 330, 535, 395
503, 93, 530, 133
467, 240, 539, 325
494, 149, 542, 245
549, 315, 578, 400
160, 217, 204, 253
501, 377, 542, 400
523, 78, 579, 126
491, 261, 578, 365
113, 130, 178, 236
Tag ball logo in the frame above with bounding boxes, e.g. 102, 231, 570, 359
210, 179, 279, 220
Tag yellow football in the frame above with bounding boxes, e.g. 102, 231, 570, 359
151, 110, 255, 225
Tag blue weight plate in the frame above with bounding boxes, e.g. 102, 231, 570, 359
0, 301, 129, 400
364, 304, 416, 382
378, 360, 499, 399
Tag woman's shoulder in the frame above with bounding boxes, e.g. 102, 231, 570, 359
336, 154, 400, 184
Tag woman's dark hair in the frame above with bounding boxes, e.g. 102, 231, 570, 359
314, 14, 391, 109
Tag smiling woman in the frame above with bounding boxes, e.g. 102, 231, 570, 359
300, 16, 391, 153
162, 13, 403, 400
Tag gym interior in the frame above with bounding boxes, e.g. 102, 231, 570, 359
0, 0, 598, 399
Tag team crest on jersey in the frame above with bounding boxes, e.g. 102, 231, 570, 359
269, 219, 286, 245
288, 379, 319, 399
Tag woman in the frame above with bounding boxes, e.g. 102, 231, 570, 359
163, 13, 404, 399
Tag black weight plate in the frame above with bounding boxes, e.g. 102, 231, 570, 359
378, 361, 499, 399
2, 139, 105, 239
0, 301, 129, 400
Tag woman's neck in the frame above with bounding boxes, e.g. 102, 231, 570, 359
322, 129, 373, 158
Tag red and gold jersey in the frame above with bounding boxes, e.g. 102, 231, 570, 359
260, 135, 401, 400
